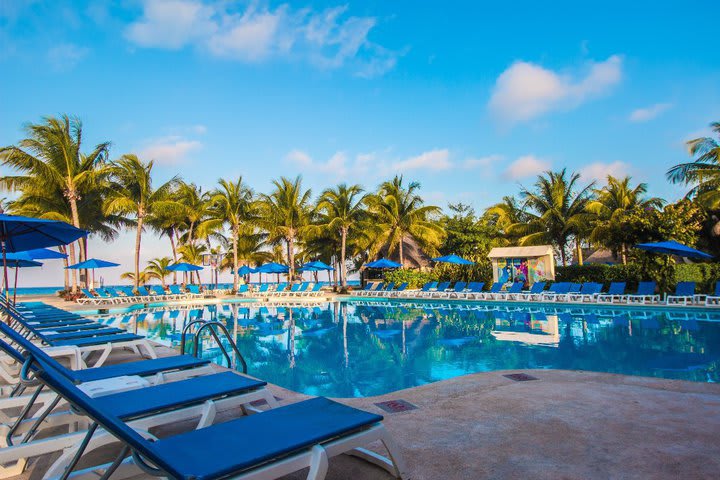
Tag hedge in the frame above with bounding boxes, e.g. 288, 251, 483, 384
383, 261, 493, 289
556, 263, 720, 293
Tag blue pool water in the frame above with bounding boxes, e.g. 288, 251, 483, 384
90, 299, 720, 397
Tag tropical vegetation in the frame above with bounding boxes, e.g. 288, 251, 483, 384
1, 115, 719, 294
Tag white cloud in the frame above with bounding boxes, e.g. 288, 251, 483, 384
503, 155, 550, 180
489, 55, 623, 125
138, 135, 202, 165
47, 43, 89, 71
124, 0, 399, 76
392, 149, 451, 171
579, 161, 629, 181
285, 150, 348, 176
124, 0, 216, 49
463, 154, 503, 169
629, 103, 672, 122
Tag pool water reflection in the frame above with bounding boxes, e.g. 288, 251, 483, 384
91, 300, 720, 397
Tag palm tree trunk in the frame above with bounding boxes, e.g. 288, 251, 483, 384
59, 245, 69, 291
169, 228, 178, 284
621, 244, 628, 265
398, 235, 404, 266
68, 196, 89, 288
68, 242, 78, 293
287, 234, 295, 280
134, 216, 143, 289
576, 240, 584, 266
232, 226, 239, 292
340, 228, 347, 287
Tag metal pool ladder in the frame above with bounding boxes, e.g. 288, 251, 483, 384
180, 320, 248, 373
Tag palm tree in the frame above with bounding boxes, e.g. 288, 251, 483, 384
483, 195, 528, 246
364, 176, 444, 265
587, 175, 665, 264
104, 154, 177, 288
121, 270, 149, 286
0, 115, 110, 291
667, 121, 720, 208
514, 169, 595, 266
316, 183, 367, 286
145, 256, 173, 288
259, 176, 312, 280
175, 182, 212, 246
209, 177, 256, 292
178, 243, 207, 284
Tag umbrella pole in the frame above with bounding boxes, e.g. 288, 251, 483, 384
92, 269, 96, 290
13, 266, 18, 304
2, 241, 9, 312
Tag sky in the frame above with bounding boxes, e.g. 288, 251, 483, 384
1, 0, 719, 287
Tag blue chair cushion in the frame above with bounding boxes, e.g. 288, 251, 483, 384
68, 355, 210, 383
40, 328, 125, 341
49, 333, 144, 347
149, 397, 382, 480
94, 371, 266, 419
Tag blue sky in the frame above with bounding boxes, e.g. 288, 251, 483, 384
1, 0, 719, 286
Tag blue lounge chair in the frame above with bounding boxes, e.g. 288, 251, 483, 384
540, 282, 571, 301
150, 285, 170, 299
409, 281, 436, 298
703, 281, 720, 306
304, 283, 324, 296
269, 282, 288, 296
168, 284, 187, 299
515, 282, 546, 301
186, 285, 203, 298
446, 282, 467, 298
78, 288, 104, 305
291, 282, 312, 296
254, 284, 272, 296
596, 282, 627, 304
666, 281, 696, 305
360, 282, 384, 296
496, 282, 523, 300
426, 281, 451, 298
367, 282, 392, 297
626, 281, 660, 304
566, 283, 603, 302
480, 282, 504, 300
461, 281, 485, 299
28, 354, 407, 480
389, 282, 408, 297
236, 284, 249, 296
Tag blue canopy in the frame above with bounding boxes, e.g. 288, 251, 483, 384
66, 258, 121, 269
236, 265, 255, 275
0, 214, 87, 252
255, 262, 290, 274
432, 254, 474, 265
300, 260, 334, 271
167, 262, 204, 272
3, 258, 42, 268
12, 248, 67, 260
365, 258, 402, 269
634, 240, 713, 260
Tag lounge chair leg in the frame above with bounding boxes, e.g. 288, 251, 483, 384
196, 400, 216, 429
306, 445, 329, 480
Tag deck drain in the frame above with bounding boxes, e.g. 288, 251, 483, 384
503, 373, 538, 382
374, 399, 418, 413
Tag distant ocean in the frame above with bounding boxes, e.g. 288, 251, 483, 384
9, 280, 361, 296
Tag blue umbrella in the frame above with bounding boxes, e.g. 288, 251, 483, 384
13, 248, 67, 260
3, 254, 43, 302
365, 258, 402, 269
0, 214, 87, 301
167, 262, 204, 272
634, 240, 713, 260
66, 258, 121, 289
432, 254, 475, 265
66, 258, 121, 269
255, 262, 290, 274
299, 260, 334, 271
236, 265, 255, 275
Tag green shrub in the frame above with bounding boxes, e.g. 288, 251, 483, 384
383, 269, 438, 289
432, 260, 493, 284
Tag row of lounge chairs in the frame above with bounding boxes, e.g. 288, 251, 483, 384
237, 282, 325, 298
0, 299, 406, 479
356, 280, 720, 306
79, 284, 206, 305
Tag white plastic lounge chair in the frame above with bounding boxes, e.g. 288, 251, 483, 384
666, 281, 695, 305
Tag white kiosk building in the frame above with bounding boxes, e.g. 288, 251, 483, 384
488, 245, 555, 287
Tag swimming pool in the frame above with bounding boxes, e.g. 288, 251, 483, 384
89, 299, 720, 397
